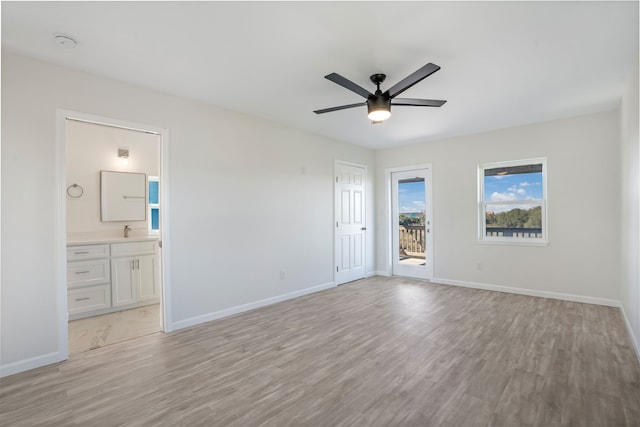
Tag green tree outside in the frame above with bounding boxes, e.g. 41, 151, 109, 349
486, 206, 541, 229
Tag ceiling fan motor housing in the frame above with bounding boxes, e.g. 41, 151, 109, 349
367, 94, 391, 115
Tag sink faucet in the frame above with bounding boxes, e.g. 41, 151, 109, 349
124, 225, 131, 238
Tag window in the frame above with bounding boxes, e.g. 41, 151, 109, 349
478, 158, 547, 245
148, 176, 159, 233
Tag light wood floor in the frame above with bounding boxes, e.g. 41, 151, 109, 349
2, 276, 639, 426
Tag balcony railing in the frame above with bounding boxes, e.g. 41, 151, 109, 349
398, 226, 543, 263
485, 227, 542, 238
399, 225, 425, 259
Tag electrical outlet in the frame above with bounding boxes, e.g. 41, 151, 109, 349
280, 271, 286, 280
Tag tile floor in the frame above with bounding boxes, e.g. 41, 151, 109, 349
68, 304, 161, 355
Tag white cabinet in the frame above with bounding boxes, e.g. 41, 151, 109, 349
112, 257, 137, 306
66, 244, 111, 316
67, 259, 110, 288
67, 239, 159, 319
67, 244, 110, 261
111, 242, 159, 308
137, 254, 159, 301
68, 285, 111, 314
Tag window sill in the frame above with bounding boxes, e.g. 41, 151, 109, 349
477, 239, 548, 247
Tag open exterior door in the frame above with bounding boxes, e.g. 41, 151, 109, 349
391, 168, 432, 280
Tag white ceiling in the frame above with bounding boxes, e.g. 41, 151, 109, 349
2, 1, 638, 149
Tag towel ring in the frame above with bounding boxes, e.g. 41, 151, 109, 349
67, 184, 84, 198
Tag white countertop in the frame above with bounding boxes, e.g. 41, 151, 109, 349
67, 235, 159, 246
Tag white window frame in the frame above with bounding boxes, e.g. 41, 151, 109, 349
148, 175, 159, 235
478, 158, 548, 246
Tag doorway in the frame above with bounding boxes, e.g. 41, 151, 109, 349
390, 167, 432, 280
58, 110, 171, 359
334, 162, 367, 285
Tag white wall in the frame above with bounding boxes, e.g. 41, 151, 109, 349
619, 54, 640, 355
1, 52, 375, 375
66, 120, 160, 236
376, 110, 620, 303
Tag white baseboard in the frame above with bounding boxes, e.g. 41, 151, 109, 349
432, 277, 621, 307
171, 281, 336, 331
620, 304, 640, 360
374, 270, 391, 277
0, 351, 64, 378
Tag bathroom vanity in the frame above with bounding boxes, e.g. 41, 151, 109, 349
67, 236, 160, 320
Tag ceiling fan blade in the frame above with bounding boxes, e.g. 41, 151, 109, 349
391, 98, 447, 107
386, 63, 441, 99
313, 102, 366, 114
325, 73, 373, 99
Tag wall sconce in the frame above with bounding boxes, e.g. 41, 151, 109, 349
118, 148, 129, 166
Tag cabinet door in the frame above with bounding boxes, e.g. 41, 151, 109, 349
137, 254, 159, 302
112, 257, 136, 306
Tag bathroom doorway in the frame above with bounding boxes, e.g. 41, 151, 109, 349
59, 111, 170, 356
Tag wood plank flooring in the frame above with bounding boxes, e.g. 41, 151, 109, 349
1, 276, 639, 426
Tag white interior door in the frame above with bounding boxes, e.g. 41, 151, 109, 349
335, 163, 366, 285
391, 168, 432, 280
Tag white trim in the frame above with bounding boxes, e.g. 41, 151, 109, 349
477, 240, 549, 247
0, 352, 61, 378
159, 128, 172, 332
385, 164, 433, 174
432, 277, 620, 307
374, 270, 391, 277
171, 281, 336, 331
55, 110, 70, 364
620, 304, 640, 360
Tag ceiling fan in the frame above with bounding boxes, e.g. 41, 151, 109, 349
314, 62, 446, 123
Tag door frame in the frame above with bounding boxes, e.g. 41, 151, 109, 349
334, 160, 367, 286
55, 109, 172, 362
385, 164, 433, 280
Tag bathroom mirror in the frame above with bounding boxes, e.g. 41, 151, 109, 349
100, 171, 147, 221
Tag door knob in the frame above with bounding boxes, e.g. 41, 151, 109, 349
361, 227, 367, 231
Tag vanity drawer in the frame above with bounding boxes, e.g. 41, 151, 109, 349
68, 285, 111, 314
67, 244, 110, 261
111, 240, 158, 257
67, 259, 110, 288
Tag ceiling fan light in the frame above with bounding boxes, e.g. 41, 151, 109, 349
367, 97, 391, 122
368, 109, 391, 122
